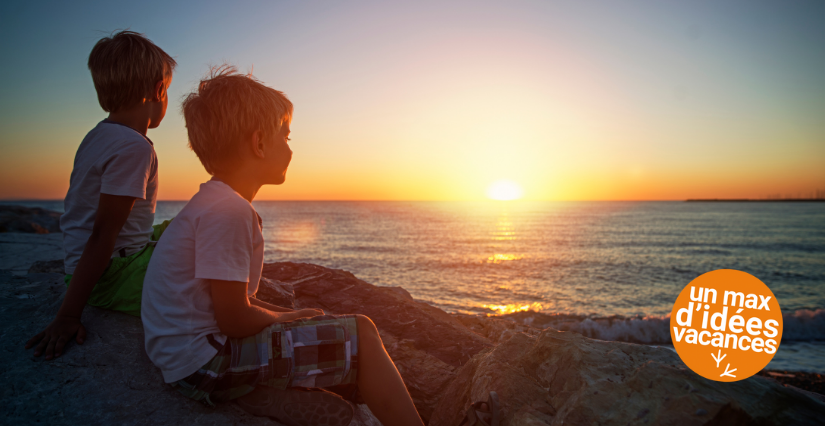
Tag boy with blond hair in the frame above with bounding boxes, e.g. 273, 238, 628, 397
26, 31, 175, 360
141, 67, 424, 426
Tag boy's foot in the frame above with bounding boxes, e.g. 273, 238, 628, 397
236, 386, 354, 426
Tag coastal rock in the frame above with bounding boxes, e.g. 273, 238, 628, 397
0, 263, 379, 425
261, 262, 495, 422
430, 329, 825, 426
0, 232, 63, 275
451, 312, 542, 344
255, 276, 296, 310
0, 205, 61, 234
1, 271, 273, 425
28, 259, 67, 274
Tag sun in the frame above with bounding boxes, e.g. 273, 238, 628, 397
486, 180, 524, 201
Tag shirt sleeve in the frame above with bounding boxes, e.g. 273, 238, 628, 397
193, 201, 255, 283
100, 140, 154, 199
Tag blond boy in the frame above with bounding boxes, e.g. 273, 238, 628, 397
141, 67, 424, 426
26, 31, 175, 360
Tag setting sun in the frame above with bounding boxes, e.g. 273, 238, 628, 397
486, 180, 524, 201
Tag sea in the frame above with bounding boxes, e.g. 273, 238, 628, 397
6, 200, 825, 373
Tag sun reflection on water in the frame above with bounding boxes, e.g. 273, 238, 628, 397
483, 302, 544, 315
268, 220, 320, 247
489, 213, 516, 241
486, 209, 522, 262
486, 253, 523, 263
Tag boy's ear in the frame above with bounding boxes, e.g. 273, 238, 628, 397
151, 80, 166, 102
251, 131, 266, 159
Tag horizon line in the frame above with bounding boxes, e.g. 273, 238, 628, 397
3, 198, 820, 203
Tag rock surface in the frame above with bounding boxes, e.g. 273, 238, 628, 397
0, 205, 61, 234
430, 329, 825, 426
0, 256, 381, 425
255, 276, 296, 310
261, 262, 495, 423
1, 270, 275, 426
0, 232, 63, 275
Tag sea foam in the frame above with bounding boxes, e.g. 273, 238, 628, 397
501, 308, 825, 344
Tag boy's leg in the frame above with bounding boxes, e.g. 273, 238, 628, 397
268, 314, 423, 426
174, 314, 422, 426
352, 315, 424, 426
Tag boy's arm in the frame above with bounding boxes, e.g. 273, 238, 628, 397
211, 279, 324, 338
25, 193, 137, 360
249, 296, 308, 313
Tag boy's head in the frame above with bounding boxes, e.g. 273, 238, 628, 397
88, 31, 176, 127
182, 66, 294, 183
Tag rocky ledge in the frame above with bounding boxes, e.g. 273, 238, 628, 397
0, 205, 61, 234
1, 235, 824, 425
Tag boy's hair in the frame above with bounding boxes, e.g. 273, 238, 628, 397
182, 65, 293, 175
88, 30, 177, 113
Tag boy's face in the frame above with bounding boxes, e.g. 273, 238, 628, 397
264, 121, 292, 185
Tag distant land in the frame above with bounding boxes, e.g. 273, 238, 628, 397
686, 199, 825, 202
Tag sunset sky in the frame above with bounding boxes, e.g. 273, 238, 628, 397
1, 1, 823, 201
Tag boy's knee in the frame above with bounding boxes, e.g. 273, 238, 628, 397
355, 314, 378, 335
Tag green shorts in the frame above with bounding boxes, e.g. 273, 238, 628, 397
64, 220, 172, 317
173, 314, 360, 406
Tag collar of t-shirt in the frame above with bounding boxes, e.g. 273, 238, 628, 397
100, 118, 154, 146
208, 177, 263, 231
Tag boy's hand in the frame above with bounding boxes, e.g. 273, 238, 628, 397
296, 308, 325, 319
25, 315, 87, 360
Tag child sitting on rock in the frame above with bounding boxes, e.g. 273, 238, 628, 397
140, 66, 425, 426
26, 31, 176, 360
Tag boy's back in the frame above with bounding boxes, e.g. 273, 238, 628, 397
25, 30, 176, 361
61, 119, 158, 274
142, 178, 263, 382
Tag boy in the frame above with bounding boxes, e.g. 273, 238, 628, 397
25, 31, 176, 360
141, 67, 424, 426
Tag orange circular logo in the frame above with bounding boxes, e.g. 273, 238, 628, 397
670, 269, 782, 382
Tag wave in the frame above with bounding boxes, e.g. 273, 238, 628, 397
498, 308, 825, 344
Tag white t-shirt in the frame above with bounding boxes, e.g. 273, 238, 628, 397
142, 179, 264, 383
60, 119, 158, 274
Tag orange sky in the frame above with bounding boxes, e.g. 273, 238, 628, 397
1, 1, 823, 201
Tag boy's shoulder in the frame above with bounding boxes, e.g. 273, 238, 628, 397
81, 120, 155, 154
182, 180, 258, 225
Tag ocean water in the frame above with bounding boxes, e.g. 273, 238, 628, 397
6, 199, 824, 372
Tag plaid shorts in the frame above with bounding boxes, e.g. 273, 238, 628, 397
172, 314, 359, 406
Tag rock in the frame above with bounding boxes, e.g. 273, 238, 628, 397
28, 259, 66, 274
1, 271, 270, 425
377, 330, 459, 421
430, 329, 825, 426
451, 312, 542, 344
255, 276, 295, 310
5, 256, 489, 424
0, 233, 63, 275
261, 262, 495, 422
757, 370, 825, 399
0, 205, 61, 234
0, 267, 380, 426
